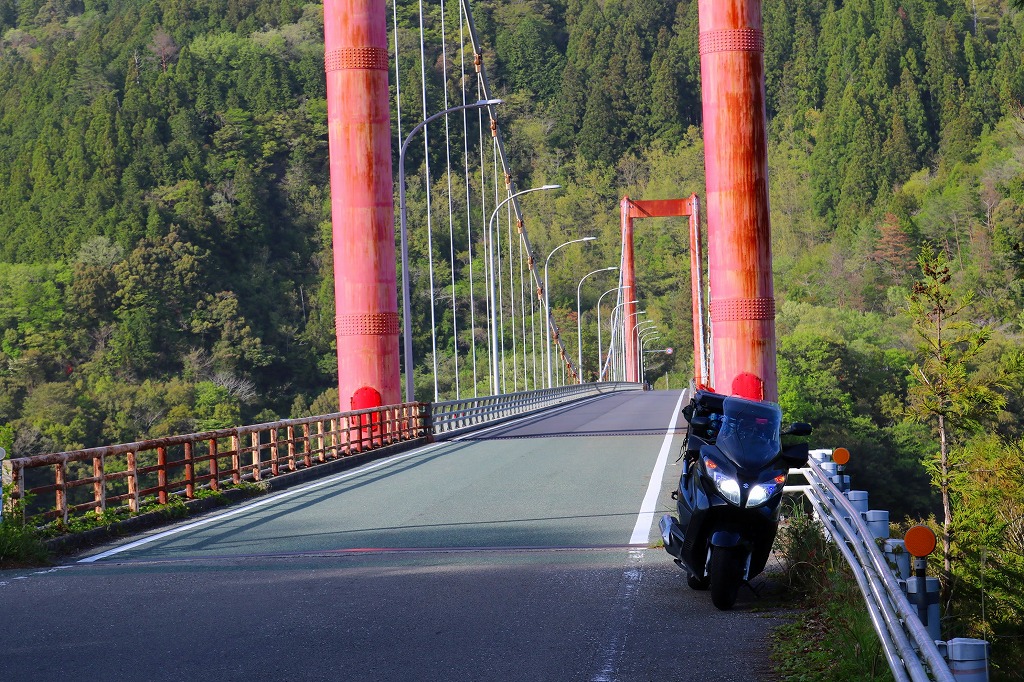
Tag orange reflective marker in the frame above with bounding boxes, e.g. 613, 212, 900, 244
832, 447, 850, 466
905, 525, 937, 558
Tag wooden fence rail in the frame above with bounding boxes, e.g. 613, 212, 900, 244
1, 403, 430, 525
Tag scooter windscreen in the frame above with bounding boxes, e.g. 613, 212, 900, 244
714, 396, 783, 469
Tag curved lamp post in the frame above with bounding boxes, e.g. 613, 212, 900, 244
626, 310, 647, 381
638, 327, 660, 383
398, 98, 502, 402
544, 236, 596, 388
575, 266, 617, 383
608, 299, 639, 381
487, 184, 562, 393
597, 285, 628, 382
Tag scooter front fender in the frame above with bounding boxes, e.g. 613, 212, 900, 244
710, 530, 743, 548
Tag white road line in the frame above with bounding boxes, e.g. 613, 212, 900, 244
78, 393, 618, 564
628, 390, 687, 545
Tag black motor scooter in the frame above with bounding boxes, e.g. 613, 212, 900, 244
659, 390, 811, 610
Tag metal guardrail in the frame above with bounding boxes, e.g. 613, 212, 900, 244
431, 382, 643, 438
2, 383, 643, 525
786, 455, 957, 682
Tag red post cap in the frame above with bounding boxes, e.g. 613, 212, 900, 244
905, 525, 937, 558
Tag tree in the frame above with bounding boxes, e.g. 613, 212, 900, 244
149, 27, 180, 72
905, 248, 1006, 614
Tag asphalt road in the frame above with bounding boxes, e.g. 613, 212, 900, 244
0, 390, 790, 681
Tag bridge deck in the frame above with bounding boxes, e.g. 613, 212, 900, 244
0, 390, 785, 681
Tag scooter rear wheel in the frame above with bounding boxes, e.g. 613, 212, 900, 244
710, 546, 744, 610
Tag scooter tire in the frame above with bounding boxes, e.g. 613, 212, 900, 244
687, 573, 710, 591
710, 546, 744, 610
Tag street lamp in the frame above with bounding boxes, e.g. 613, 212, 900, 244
639, 330, 662, 383
487, 184, 562, 394
638, 327, 660, 382
398, 98, 503, 403
575, 266, 617, 383
608, 299, 639, 381
544, 236, 596, 388
596, 285, 628, 382
626, 309, 649, 382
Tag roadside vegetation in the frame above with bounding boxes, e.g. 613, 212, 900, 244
0, 487, 49, 568
772, 502, 894, 681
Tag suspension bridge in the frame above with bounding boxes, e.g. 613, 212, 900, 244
4, 0, 816, 679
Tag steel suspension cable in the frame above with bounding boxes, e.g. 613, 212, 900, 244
416, 0, 439, 402
457, 0, 580, 385
519, 228, 528, 388
529, 242, 537, 389
459, 6, 478, 397
477, 78, 493, 396
439, 0, 460, 400
493, 143, 506, 393
506, 199, 518, 391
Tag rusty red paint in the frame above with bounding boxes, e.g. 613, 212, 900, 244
325, 0, 401, 410
698, 0, 778, 401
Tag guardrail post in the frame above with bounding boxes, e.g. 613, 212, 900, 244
93, 453, 106, 514
905, 525, 942, 641
883, 539, 911, 580
157, 446, 168, 504
844, 490, 868, 516
286, 425, 297, 471
250, 433, 262, 481
302, 423, 313, 468
126, 450, 140, 513
944, 638, 989, 682
184, 441, 195, 498
423, 402, 434, 443
231, 434, 242, 484
208, 438, 219, 491
907, 564, 941, 641
864, 510, 889, 542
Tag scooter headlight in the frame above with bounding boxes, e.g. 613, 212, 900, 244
746, 474, 788, 508
746, 484, 773, 507
705, 458, 742, 506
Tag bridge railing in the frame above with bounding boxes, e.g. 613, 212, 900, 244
786, 452, 961, 682
2, 383, 643, 526
431, 382, 642, 438
2, 403, 430, 525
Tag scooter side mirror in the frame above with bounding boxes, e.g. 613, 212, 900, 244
779, 442, 809, 467
690, 415, 710, 429
782, 422, 813, 437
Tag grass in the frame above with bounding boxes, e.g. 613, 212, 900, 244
771, 500, 895, 681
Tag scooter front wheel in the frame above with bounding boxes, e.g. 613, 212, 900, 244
710, 546, 745, 610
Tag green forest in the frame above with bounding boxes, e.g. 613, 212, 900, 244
1, 0, 1023, 668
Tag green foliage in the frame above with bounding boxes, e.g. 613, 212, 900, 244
773, 501, 895, 681
0, 485, 49, 568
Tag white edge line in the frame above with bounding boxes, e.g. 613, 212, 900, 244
78, 392, 617, 564
628, 390, 687, 545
